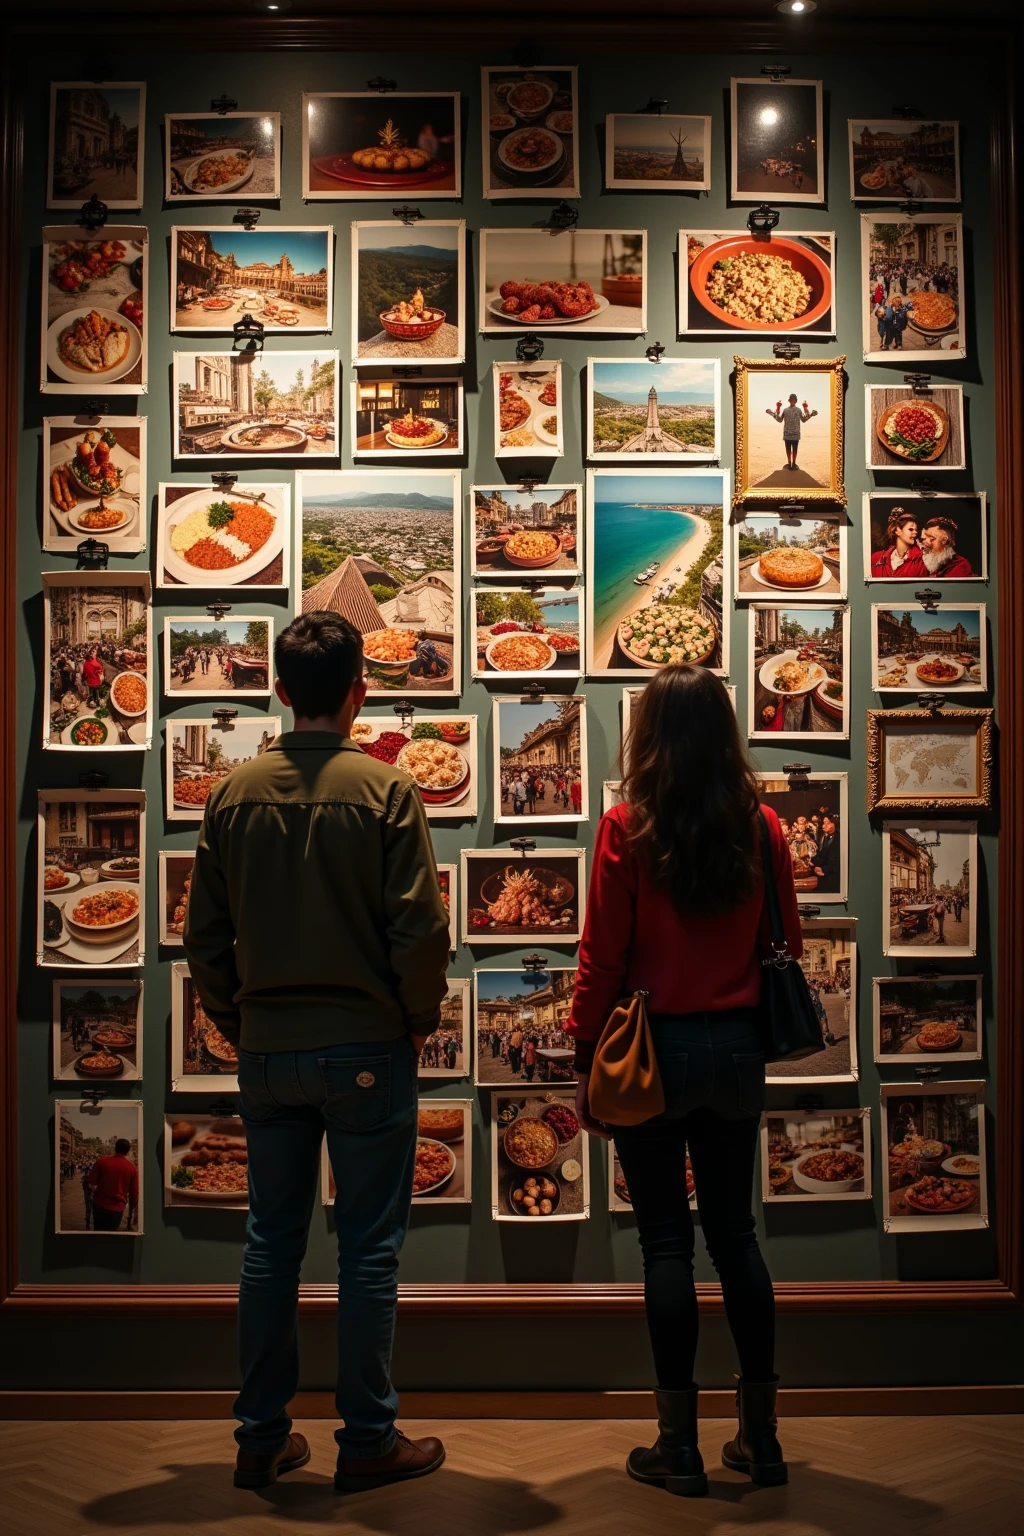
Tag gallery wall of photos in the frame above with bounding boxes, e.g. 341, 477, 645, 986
17, 49, 998, 1281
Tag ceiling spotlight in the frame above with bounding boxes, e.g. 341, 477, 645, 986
256, 0, 292, 11
776, 0, 817, 12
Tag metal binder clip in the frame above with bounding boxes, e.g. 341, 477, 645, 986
232, 314, 264, 354
748, 203, 781, 235
392, 205, 423, 226
367, 76, 397, 93
211, 94, 238, 115
645, 342, 666, 364
79, 194, 108, 231
78, 771, 109, 790
516, 333, 544, 363
549, 202, 579, 231
510, 837, 536, 857
914, 588, 942, 614
211, 708, 238, 729
762, 64, 792, 82
393, 700, 415, 730
521, 953, 548, 972
76, 539, 109, 570
904, 373, 932, 395
234, 207, 261, 231
773, 339, 801, 360
206, 603, 232, 621
211, 471, 237, 493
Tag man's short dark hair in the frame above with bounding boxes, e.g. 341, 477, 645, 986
114, 1138, 131, 1156
275, 612, 364, 720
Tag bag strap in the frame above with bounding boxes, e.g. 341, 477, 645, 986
758, 809, 790, 959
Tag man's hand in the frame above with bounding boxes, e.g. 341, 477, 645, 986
575, 1073, 612, 1141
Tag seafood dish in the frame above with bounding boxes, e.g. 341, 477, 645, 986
618, 604, 717, 668
472, 864, 576, 932
503, 1117, 559, 1170
758, 548, 824, 588
413, 1138, 456, 1194
385, 411, 447, 448
57, 309, 131, 375
496, 280, 600, 324
903, 1175, 977, 1214
167, 497, 276, 575
876, 401, 948, 463
705, 250, 812, 324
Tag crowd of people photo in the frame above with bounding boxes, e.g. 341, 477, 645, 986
869, 259, 958, 350
499, 767, 583, 817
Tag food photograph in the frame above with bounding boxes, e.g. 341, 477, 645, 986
861, 213, 965, 362
608, 1145, 696, 1213
491, 1089, 589, 1221
157, 851, 194, 948
297, 469, 460, 695
43, 573, 151, 751
757, 774, 849, 903
492, 362, 563, 458
865, 385, 966, 472
882, 1084, 987, 1232
493, 697, 587, 824
586, 468, 728, 677
172, 352, 338, 459
730, 77, 824, 203
874, 975, 983, 1064
166, 717, 279, 823
351, 220, 465, 365
417, 980, 469, 1079
473, 587, 582, 680
849, 119, 960, 204
170, 962, 239, 1091
43, 417, 146, 553
734, 513, 846, 602
479, 229, 647, 337
164, 111, 280, 201
734, 357, 846, 505
164, 1116, 249, 1210
322, 1100, 473, 1205
303, 92, 460, 199
481, 67, 578, 199
474, 967, 577, 1087
37, 791, 145, 968
871, 603, 987, 694
587, 358, 720, 463
52, 979, 142, 1083
48, 82, 145, 208
749, 604, 850, 741
767, 919, 858, 1083
56, 1099, 143, 1235
761, 1111, 870, 1202
461, 850, 585, 946
170, 227, 332, 334
679, 231, 835, 338
348, 715, 477, 819
156, 481, 291, 589
605, 113, 710, 191
472, 483, 580, 578
164, 617, 271, 698
41, 227, 147, 395
437, 863, 457, 953
882, 820, 978, 959
351, 375, 463, 458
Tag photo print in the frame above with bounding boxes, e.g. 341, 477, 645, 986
56, 1098, 142, 1235
679, 231, 835, 339
164, 111, 280, 201
734, 513, 847, 602
602, 781, 624, 813
882, 1082, 987, 1233
586, 468, 729, 677
492, 1088, 589, 1221
866, 707, 993, 815
730, 78, 824, 203
417, 979, 470, 1078
349, 715, 477, 819
351, 220, 465, 365
303, 91, 460, 199
461, 849, 586, 946
761, 1110, 870, 1203
475, 967, 577, 1087
321, 1100, 474, 1205
352, 374, 463, 458
472, 484, 581, 579
587, 358, 720, 463
767, 919, 858, 1084
164, 617, 272, 698
849, 119, 960, 203
757, 773, 848, 904
480, 229, 647, 337
622, 683, 737, 760
43, 416, 146, 554
167, 716, 281, 823
172, 351, 338, 459
49, 82, 145, 208
43, 571, 152, 751
52, 979, 142, 1083
164, 1115, 249, 1209
733, 357, 845, 506
170, 962, 238, 1091
609, 1143, 696, 1212
494, 362, 563, 458
864, 493, 985, 581
606, 113, 710, 191
297, 469, 460, 696
41, 225, 147, 395
473, 587, 582, 680
37, 790, 145, 969
874, 975, 982, 1065
882, 820, 978, 959
171, 226, 332, 334
865, 385, 966, 472
493, 697, 588, 824
437, 863, 457, 953
158, 851, 194, 947
157, 481, 292, 590
862, 214, 965, 362
871, 603, 987, 693
748, 605, 850, 741
481, 66, 579, 199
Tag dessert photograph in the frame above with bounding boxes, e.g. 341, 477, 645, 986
734, 512, 846, 600
303, 92, 459, 198
352, 375, 462, 458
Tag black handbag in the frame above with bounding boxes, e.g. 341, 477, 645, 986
757, 810, 826, 1063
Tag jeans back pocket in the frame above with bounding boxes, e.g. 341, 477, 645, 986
319, 1055, 392, 1133
236, 1047, 276, 1122
732, 1051, 767, 1118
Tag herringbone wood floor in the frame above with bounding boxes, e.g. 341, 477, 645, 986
0, 1416, 1021, 1536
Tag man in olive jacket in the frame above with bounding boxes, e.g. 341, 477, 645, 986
184, 611, 450, 1494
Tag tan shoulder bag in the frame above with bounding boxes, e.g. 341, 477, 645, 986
587, 990, 665, 1127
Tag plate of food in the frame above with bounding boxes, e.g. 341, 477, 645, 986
486, 290, 610, 328
542, 1102, 580, 1145
46, 307, 142, 385
108, 671, 148, 719
92, 1027, 135, 1051
161, 488, 283, 586
914, 656, 964, 687
66, 717, 110, 747
384, 412, 448, 450
181, 149, 255, 195
617, 604, 717, 668
412, 1137, 457, 1196
814, 677, 845, 717
220, 423, 309, 454
395, 739, 470, 806
361, 628, 422, 681
752, 549, 829, 590
169, 1122, 248, 1200
876, 399, 950, 464
768, 1156, 794, 1191
484, 632, 557, 673
498, 388, 532, 432
417, 1107, 465, 1143
502, 531, 562, 570
477, 863, 576, 929
941, 1154, 981, 1178
689, 235, 832, 332
792, 1148, 864, 1193
496, 126, 567, 183
906, 290, 958, 336
532, 412, 561, 447
903, 1174, 977, 1214
74, 1049, 125, 1079
173, 774, 220, 811
63, 886, 140, 943
503, 1116, 559, 1171
169, 1159, 249, 1201
758, 652, 826, 697
915, 1021, 963, 1052
509, 1173, 561, 1216
100, 856, 141, 882
43, 866, 79, 893
202, 1022, 239, 1069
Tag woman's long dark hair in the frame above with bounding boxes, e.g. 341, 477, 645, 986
621, 665, 762, 916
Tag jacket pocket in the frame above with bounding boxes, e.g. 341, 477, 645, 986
319, 1055, 392, 1132
732, 1051, 767, 1118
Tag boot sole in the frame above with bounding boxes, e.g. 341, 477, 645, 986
233, 1445, 311, 1489
334, 1448, 445, 1492
627, 1463, 708, 1498
721, 1446, 788, 1486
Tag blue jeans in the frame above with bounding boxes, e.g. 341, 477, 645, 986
612, 1009, 775, 1388
233, 1035, 418, 1457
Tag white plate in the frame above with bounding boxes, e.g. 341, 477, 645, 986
484, 633, 557, 672
531, 407, 561, 446
384, 424, 448, 450
46, 308, 143, 385
750, 559, 832, 592
913, 655, 965, 686
108, 671, 149, 718
486, 293, 611, 328
395, 742, 470, 803
791, 1149, 864, 1194
161, 486, 284, 587
758, 652, 826, 698
64, 886, 141, 942
940, 1155, 980, 1177
42, 888, 139, 964
181, 150, 255, 195
100, 858, 141, 881
168, 1180, 249, 1202
49, 440, 141, 535
64, 498, 136, 534
43, 869, 80, 893
413, 1137, 456, 1196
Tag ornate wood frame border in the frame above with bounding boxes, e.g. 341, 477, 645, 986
733, 354, 847, 508
866, 708, 994, 815
0, 16, 1020, 1321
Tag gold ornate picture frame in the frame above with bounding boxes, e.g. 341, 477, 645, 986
733, 355, 846, 508
866, 707, 993, 814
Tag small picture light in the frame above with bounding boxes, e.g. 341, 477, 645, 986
776, 0, 817, 12
256, 0, 292, 11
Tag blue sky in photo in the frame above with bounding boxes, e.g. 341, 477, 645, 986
191, 229, 329, 270
592, 471, 725, 505
592, 360, 716, 405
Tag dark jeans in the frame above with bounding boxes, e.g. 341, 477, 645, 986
92, 1203, 123, 1231
612, 1008, 775, 1389
234, 1035, 418, 1458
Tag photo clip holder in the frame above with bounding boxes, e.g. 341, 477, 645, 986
645, 341, 666, 364
79, 1088, 108, 1108
916, 691, 946, 713
80, 398, 109, 420
521, 681, 546, 702
76, 538, 110, 570
78, 770, 110, 791
549, 202, 579, 231
795, 1092, 824, 1114
797, 904, 821, 918
510, 837, 536, 858
211, 708, 238, 730
783, 761, 812, 787
516, 333, 544, 363
773, 339, 801, 361
914, 587, 942, 615
747, 203, 780, 237
914, 1065, 943, 1080
517, 477, 541, 495
206, 602, 232, 621
909, 476, 936, 495
367, 76, 397, 93
211, 470, 238, 493
521, 953, 548, 973
234, 207, 262, 231
211, 93, 238, 115
904, 373, 932, 396
392, 205, 423, 226
639, 98, 668, 116
899, 200, 923, 218
232, 314, 264, 354
892, 105, 924, 119
207, 1096, 239, 1117
777, 501, 805, 525
79, 194, 109, 232
761, 64, 792, 83
391, 367, 423, 379
392, 699, 415, 730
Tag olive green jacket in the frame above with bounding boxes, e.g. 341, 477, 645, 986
182, 730, 450, 1051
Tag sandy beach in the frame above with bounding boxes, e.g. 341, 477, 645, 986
594, 513, 712, 667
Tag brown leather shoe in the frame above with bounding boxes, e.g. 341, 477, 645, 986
335, 1429, 445, 1492
234, 1431, 311, 1489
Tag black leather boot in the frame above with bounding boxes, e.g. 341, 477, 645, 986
626, 1386, 708, 1497
721, 1376, 788, 1485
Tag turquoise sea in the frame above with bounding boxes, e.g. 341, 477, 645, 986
592, 502, 697, 643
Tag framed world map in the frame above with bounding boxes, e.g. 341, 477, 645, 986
867, 708, 993, 813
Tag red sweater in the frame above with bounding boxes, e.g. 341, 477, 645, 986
566, 803, 802, 1068
87, 1153, 138, 1214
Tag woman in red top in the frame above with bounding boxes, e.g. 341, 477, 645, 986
568, 666, 801, 1497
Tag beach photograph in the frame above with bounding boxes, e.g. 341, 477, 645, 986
481, 67, 579, 199
874, 975, 982, 1064
730, 78, 823, 203
52, 980, 142, 1083
472, 484, 580, 578
493, 697, 588, 823
767, 920, 857, 1083
172, 351, 338, 459
586, 468, 728, 676
734, 513, 846, 601
171, 227, 331, 333
43, 416, 146, 554
303, 92, 459, 199
352, 375, 463, 458
164, 618, 271, 697
883, 820, 978, 959
605, 113, 710, 190
758, 773, 848, 903
56, 1099, 142, 1234
871, 603, 986, 693
864, 493, 985, 580
861, 214, 965, 362
750, 604, 849, 741
587, 358, 720, 462
882, 1084, 986, 1232
679, 230, 835, 338
49, 83, 144, 208
474, 967, 577, 1086
351, 221, 465, 364
849, 120, 959, 203
417, 980, 470, 1079
480, 229, 647, 336
473, 587, 582, 679
164, 111, 280, 201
